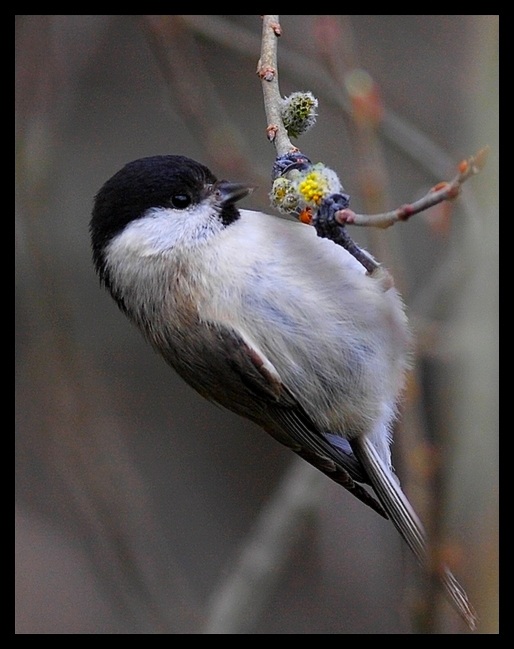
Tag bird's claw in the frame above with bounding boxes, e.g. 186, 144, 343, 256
312, 193, 351, 234
272, 151, 312, 180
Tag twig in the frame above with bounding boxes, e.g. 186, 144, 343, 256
258, 18, 375, 271
257, 15, 488, 277
257, 16, 295, 156
181, 15, 456, 181
333, 147, 490, 229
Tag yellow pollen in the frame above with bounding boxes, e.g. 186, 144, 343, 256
299, 173, 327, 205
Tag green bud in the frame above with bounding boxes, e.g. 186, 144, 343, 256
280, 92, 318, 139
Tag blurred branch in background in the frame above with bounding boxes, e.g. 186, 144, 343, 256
203, 459, 324, 634
310, 14, 435, 630
15, 15, 498, 634
16, 16, 201, 633
141, 15, 267, 185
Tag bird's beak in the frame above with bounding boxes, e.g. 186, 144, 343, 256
213, 180, 253, 205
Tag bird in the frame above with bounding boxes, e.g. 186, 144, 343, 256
90, 154, 477, 630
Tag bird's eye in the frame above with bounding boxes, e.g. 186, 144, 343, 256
170, 194, 191, 209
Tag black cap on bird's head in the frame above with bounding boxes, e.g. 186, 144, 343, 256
90, 155, 251, 281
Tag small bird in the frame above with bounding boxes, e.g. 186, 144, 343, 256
90, 154, 477, 630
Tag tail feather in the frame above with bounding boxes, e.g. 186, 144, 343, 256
351, 435, 477, 631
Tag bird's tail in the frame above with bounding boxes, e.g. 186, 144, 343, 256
351, 435, 477, 631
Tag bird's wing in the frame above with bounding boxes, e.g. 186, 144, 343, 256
175, 322, 387, 517
266, 406, 388, 518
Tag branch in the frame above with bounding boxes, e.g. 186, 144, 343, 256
334, 147, 490, 229
257, 16, 296, 156
182, 15, 458, 182
257, 17, 488, 279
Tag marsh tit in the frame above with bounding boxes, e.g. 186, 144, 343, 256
90, 155, 476, 629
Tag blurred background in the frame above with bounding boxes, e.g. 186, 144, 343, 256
15, 15, 498, 634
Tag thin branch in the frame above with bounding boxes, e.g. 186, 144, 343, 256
334, 147, 490, 229
181, 15, 456, 181
257, 16, 295, 156
256, 16, 488, 280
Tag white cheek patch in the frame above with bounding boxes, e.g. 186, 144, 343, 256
108, 202, 223, 259
112, 207, 187, 257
